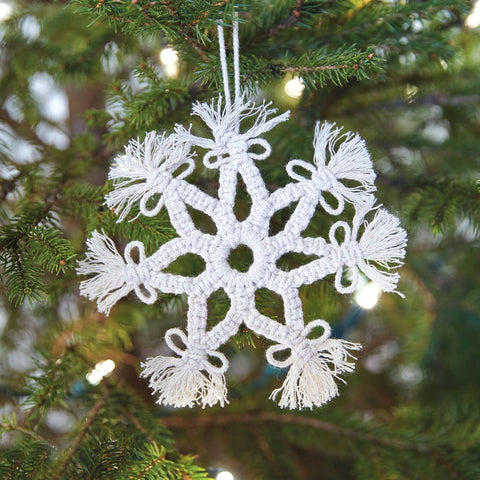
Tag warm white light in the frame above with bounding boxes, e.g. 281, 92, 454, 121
160, 47, 178, 65
160, 47, 179, 78
86, 370, 103, 385
354, 282, 382, 310
466, 0, 480, 28
0, 2, 13, 22
97, 359, 115, 376
216, 472, 234, 480
86, 359, 116, 385
284, 77, 305, 99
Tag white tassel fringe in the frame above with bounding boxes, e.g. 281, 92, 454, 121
77, 231, 132, 315
141, 356, 228, 408
106, 132, 193, 221
270, 339, 361, 410
359, 208, 408, 293
313, 122, 376, 198
178, 96, 290, 150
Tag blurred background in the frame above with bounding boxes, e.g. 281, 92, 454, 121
0, 1, 480, 479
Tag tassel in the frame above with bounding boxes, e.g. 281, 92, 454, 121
189, 96, 290, 141
141, 355, 228, 408
313, 122, 376, 203
106, 132, 194, 221
359, 208, 408, 293
177, 96, 289, 155
77, 231, 132, 315
270, 339, 361, 410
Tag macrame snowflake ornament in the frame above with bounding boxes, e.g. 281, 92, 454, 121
78, 22, 407, 409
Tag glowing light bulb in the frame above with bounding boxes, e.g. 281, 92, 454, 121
216, 471, 234, 480
354, 282, 382, 310
85, 370, 102, 385
160, 47, 178, 65
97, 359, 115, 376
160, 47, 179, 78
284, 77, 305, 99
86, 359, 116, 385
0, 2, 13, 22
466, 0, 480, 28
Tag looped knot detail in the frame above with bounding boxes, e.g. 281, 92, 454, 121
286, 160, 338, 191
226, 134, 249, 156
125, 263, 141, 285
123, 241, 156, 304
314, 168, 338, 191
146, 170, 171, 191
266, 320, 332, 368
339, 241, 363, 267
203, 135, 271, 169
165, 328, 228, 375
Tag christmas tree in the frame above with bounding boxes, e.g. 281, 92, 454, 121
1, 1, 480, 479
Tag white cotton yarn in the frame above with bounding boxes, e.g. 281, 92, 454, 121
77, 21, 407, 409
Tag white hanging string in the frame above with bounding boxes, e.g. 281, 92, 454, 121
217, 16, 241, 109
217, 24, 231, 110
233, 17, 241, 104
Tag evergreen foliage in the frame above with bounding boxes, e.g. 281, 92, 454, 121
1, 0, 480, 479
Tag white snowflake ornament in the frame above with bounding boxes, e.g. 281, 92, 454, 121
78, 21, 407, 409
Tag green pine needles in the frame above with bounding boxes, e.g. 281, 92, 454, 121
1, 351, 212, 479
0, 205, 76, 306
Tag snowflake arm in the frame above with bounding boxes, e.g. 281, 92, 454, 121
268, 121, 376, 241
78, 233, 217, 314
77, 232, 161, 314
106, 131, 219, 225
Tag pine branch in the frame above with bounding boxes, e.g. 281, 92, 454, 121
267, 0, 305, 35
50, 388, 111, 480
159, 0, 209, 61
198, 47, 381, 92
162, 412, 433, 453
0, 211, 76, 305
74, 0, 235, 61
123, 409, 157, 444
0, 422, 52, 447
135, 454, 166, 480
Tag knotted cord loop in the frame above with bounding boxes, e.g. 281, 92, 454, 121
203, 135, 271, 169
124, 242, 156, 303
328, 222, 363, 293
266, 320, 333, 369
165, 328, 229, 375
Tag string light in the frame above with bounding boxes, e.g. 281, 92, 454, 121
466, 0, 480, 28
284, 77, 305, 99
216, 471, 234, 480
159, 47, 179, 78
0, 1, 13, 22
86, 359, 116, 385
354, 282, 382, 310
